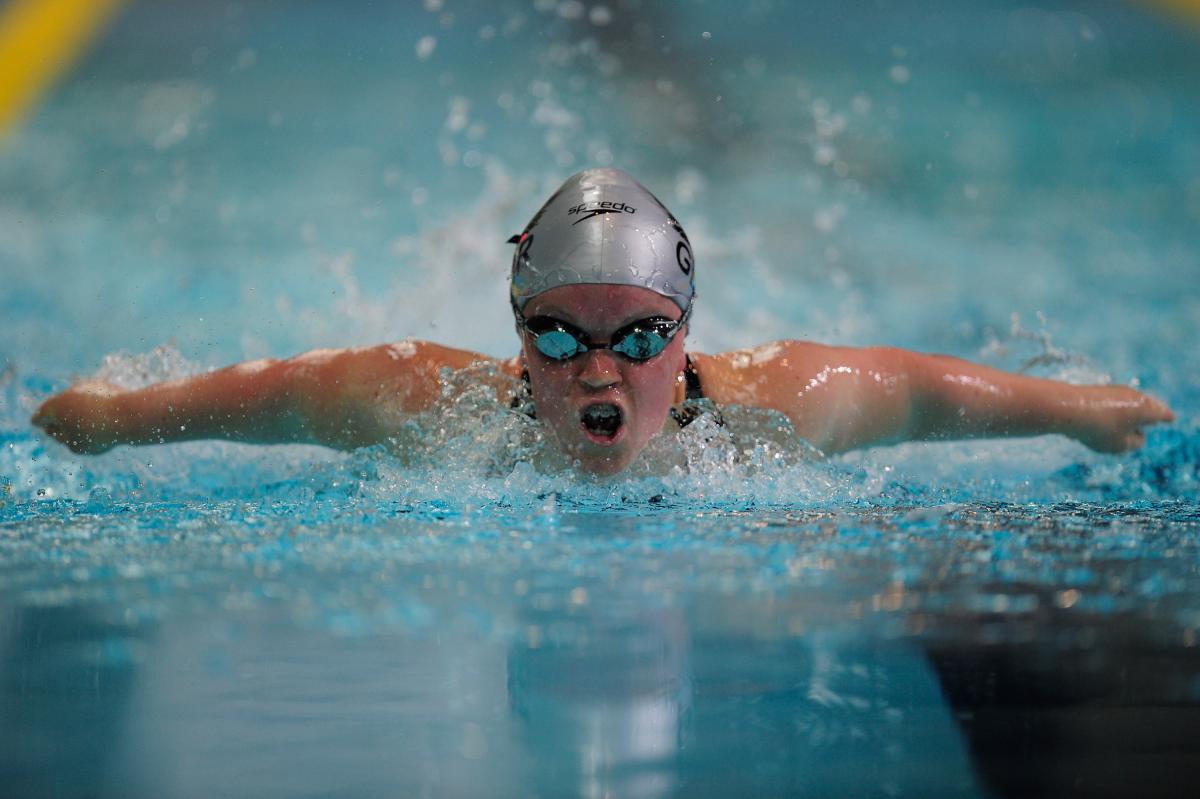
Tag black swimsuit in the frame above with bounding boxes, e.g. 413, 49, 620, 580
669, 355, 707, 428
513, 355, 708, 428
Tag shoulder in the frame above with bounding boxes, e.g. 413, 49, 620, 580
285, 340, 522, 392
694, 340, 908, 380
286, 340, 521, 416
690, 340, 910, 404
298, 340, 513, 372
688, 340, 828, 400
393, 341, 523, 378
372, 340, 498, 369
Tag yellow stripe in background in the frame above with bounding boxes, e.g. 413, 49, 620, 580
1147, 0, 1200, 18
0, 0, 127, 138
0, 0, 1193, 142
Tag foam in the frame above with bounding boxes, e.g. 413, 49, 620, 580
387, 341, 418, 360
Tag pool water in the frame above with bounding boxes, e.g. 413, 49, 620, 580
2, 0, 1199, 796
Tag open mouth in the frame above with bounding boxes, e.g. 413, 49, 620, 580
580, 402, 625, 444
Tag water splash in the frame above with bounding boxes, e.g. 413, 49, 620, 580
93, 344, 203, 389
4, 340, 1195, 511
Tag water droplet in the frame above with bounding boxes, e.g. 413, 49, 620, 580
415, 35, 437, 61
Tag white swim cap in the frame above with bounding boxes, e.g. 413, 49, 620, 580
509, 168, 695, 313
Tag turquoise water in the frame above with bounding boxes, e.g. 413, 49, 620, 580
2, 0, 1199, 796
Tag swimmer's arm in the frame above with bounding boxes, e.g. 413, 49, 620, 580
696, 343, 1174, 455
894, 349, 1174, 452
33, 342, 513, 454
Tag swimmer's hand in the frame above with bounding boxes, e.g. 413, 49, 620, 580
32, 380, 125, 454
1066, 385, 1175, 453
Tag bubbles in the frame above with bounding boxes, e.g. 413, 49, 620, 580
556, 1, 584, 20
813, 203, 846, 234
415, 35, 437, 61
888, 65, 910, 85
135, 81, 214, 151
673, 167, 706, 205
444, 96, 470, 133
588, 5, 612, 26
234, 48, 257, 71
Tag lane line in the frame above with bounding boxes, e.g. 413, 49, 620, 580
0, 0, 127, 137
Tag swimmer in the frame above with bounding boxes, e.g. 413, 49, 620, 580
32, 168, 1174, 475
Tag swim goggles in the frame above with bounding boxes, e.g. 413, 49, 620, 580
516, 305, 691, 362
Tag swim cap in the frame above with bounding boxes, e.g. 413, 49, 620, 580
509, 168, 695, 313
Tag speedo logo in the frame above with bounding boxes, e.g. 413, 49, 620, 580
567, 201, 636, 224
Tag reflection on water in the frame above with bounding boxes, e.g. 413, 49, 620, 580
1, 500, 1199, 796
2, 500, 1199, 796
7, 506, 1200, 791
508, 607, 692, 798
1, 583, 982, 797
0, 606, 142, 798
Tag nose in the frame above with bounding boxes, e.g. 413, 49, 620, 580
577, 349, 622, 389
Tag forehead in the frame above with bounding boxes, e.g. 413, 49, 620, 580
523, 284, 682, 328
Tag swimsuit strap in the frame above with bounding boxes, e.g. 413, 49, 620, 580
671, 354, 715, 429
512, 369, 536, 418
683, 354, 704, 400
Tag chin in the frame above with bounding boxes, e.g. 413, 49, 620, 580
561, 441, 627, 474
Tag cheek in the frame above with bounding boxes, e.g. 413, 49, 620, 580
625, 354, 684, 417
526, 362, 575, 424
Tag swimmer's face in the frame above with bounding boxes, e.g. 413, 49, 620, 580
520, 285, 688, 475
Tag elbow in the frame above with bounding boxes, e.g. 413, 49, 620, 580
871, 348, 930, 443
276, 353, 373, 449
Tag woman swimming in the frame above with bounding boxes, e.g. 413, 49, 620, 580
32, 168, 1174, 475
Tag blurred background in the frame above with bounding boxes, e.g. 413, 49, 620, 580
3, 8, 1199, 797
1, 0, 1197, 458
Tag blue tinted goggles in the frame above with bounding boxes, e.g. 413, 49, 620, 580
517, 306, 690, 362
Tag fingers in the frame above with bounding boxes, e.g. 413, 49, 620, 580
1145, 395, 1175, 424
30, 384, 121, 455
1111, 388, 1173, 424
31, 402, 66, 440
1075, 387, 1176, 454
31, 404, 54, 429
32, 410, 77, 451
1112, 393, 1173, 452
1122, 430, 1146, 452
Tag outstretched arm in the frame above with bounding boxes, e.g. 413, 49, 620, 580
33, 342, 510, 454
896, 350, 1173, 453
696, 342, 1174, 455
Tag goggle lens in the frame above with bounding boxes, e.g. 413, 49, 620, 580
611, 329, 668, 360
522, 316, 683, 362
534, 329, 588, 360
